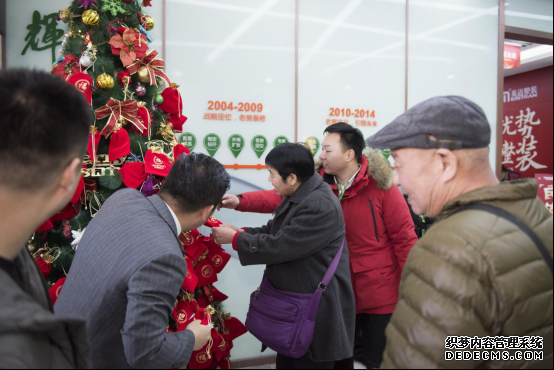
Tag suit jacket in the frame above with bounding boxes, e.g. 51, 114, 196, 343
236, 173, 356, 363
55, 189, 195, 369
0, 248, 91, 369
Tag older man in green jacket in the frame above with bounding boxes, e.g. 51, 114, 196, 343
367, 96, 553, 369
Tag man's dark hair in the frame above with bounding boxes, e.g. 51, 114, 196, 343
160, 153, 231, 214
324, 122, 365, 161
265, 143, 315, 183
0, 69, 91, 190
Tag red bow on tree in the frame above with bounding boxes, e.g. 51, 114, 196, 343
127, 50, 171, 87
94, 98, 146, 137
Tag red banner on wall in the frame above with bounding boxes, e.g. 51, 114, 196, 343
503, 66, 553, 179
504, 44, 522, 70
535, 174, 553, 215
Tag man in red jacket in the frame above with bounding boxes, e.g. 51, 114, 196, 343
220, 123, 418, 368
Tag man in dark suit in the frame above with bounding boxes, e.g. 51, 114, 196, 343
55, 153, 230, 369
0, 69, 92, 368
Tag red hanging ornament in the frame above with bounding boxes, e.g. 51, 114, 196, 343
137, 105, 151, 137
173, 300, 198, 328
35, 258, 52, 279
173, 144, 190, 161
49, 278, 67, 306
109, 127, 131, 162
182, 257, 199, 292
180, 231, 208, 262
66, 73, 93, 105
144, 150, 172, 177
194, 258, 218, 288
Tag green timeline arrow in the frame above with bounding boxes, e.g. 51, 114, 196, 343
305, 136, 321, 157
203, 133, 221, 157
179, 133, 197, 152
228, 134, 246, 158
274, 136, 290, 148
252, 135, 269, 159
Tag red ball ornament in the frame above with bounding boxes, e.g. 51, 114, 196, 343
122, 0, 134, 4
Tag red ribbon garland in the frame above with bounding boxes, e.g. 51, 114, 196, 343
127, 50, 171, 87
94, 98, 146, 138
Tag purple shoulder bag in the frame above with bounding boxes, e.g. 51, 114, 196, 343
245, 239, 345, 358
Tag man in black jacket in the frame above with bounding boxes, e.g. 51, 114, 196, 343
0, 69, 92, 368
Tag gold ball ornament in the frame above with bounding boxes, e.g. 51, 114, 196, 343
27, 240, 39, 256
82, 9, 100, 26
137, 66, 151, 84
96, 73, 115, 90
59, 8, 71, 23
142, 15, 155, 31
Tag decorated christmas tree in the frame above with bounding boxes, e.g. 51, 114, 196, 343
28, 1, 246, 368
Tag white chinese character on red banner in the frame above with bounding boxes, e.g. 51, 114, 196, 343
511, 107, 547, 172
502, 141, 516, 165
503, 116, 517, 135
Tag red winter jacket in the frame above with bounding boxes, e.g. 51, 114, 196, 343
236, 150, 418, 314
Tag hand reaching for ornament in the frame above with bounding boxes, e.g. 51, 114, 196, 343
186, 320, 212, 351
212, 226, 239, 245
218, 194, 240, 211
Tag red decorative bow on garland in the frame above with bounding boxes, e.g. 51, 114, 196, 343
95, 98, 146, 138
127, 50, 171, 87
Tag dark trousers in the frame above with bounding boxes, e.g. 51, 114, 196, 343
334, 313, 392, 369
277, 353, 335, 369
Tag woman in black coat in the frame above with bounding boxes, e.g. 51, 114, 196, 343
213, 144, 355, 370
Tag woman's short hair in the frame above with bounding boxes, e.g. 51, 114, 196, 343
265, 143, 315, 183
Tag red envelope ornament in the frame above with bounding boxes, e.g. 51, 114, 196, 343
137, 106, 151, 137
109, 128, 131, 162
209, 249, 231, 274
224, 316, 248, 341
35, 258, 51, 279
180, 231, 208, 262
173, 300, 197, 328
194, 258, 218, 288
182, 257, 199, 293
158, 85, 183, 115
49, 277, 67, 306
189, 345, 213, 370
66, 73, 92, 105
204, 217, 223, 228
144, 150, 172, 177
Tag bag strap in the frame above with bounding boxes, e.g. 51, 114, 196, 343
317, 238, 345, 293
452, 204, 553, 276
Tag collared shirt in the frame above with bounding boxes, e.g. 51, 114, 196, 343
335, 165, 362, 201
164, 202, 182, 236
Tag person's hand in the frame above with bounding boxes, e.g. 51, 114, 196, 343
212, 226, 238, 245
218, 194, 240, 211
221, 223, 241, 233
186, 320, 211, 351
